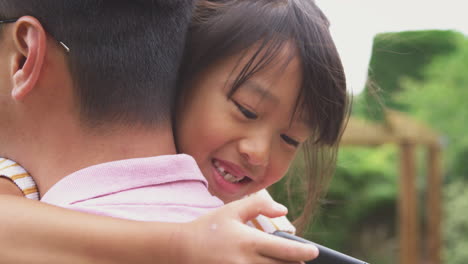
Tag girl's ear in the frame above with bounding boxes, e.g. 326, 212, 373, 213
10, 16, 47, 101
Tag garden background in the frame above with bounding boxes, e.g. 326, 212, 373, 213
270, 29, 468, 264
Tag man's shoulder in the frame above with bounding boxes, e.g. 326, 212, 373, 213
41, 154, 208, 205
41, 154, 223, 222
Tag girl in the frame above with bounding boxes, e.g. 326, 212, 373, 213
175, 0, 347, 226
0, 0, 347, 263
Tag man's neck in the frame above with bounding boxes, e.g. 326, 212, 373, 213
2, 123, 176, 195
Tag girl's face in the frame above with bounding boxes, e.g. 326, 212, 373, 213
176, 48, 310, 203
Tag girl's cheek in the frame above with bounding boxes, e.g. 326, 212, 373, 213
273, 154, 294, 181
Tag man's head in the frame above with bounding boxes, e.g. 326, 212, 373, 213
0, 0, 194, 128
0, 1, 195, 192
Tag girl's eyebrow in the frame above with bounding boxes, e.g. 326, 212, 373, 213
242, 80, 279, 103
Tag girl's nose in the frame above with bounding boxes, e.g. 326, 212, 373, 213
238, 134, 271, 167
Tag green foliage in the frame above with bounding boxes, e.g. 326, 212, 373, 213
271, 145, 399, 259
443, 179, 468, 264
363, 30, 463, 121
271, 30, 468, 264
309, 146, 398, 251
396, 40, 468, 262
397, 39, 468, 182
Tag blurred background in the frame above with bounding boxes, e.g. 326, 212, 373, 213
270, 1, 468, 264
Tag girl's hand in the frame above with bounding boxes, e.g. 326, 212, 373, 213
178, 194, 318, 264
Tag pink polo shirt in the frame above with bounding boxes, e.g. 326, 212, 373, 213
41, 154, 224, 223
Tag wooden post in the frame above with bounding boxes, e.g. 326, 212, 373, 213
427, 145, 442, 264
399, 143, 420, 264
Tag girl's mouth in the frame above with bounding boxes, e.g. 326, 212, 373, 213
212, 159, 251, 184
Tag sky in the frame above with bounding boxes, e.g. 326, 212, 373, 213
315, 0, 468, 94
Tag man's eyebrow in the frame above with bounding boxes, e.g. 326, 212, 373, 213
242, 80, 279, 103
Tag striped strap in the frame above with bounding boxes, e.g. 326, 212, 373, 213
0, 157, 39, 200
246, 189, 296, 234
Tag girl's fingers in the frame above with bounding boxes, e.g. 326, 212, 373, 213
256, 256, 305, 264
229, 194, 288, 222
256, 234, 318, 262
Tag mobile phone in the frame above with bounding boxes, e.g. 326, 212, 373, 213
273, 231, 369, 264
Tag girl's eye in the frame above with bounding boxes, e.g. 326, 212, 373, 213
233, 100, 258, 120
281, 134, 300, 147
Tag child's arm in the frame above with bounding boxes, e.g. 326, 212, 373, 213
0, 194, 318, 264
182, 194, 319, 263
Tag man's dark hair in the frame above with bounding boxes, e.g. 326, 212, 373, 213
0, 0, 194, 127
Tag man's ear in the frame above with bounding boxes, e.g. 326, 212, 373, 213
10, 16, 47, 101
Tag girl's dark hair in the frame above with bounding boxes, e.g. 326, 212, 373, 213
178, 0, 349, 231
0, 0, 194, 128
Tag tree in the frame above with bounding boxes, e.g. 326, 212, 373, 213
363, 30, 463, 121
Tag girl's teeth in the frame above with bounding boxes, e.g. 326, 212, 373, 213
223, 173, 245, 183
214, 160, 225, 173
224, 173, 236, 182
216, 166, 226, 175
214, 160, 245, 183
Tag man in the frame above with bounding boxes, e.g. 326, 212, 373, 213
0, 1, 317, 263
